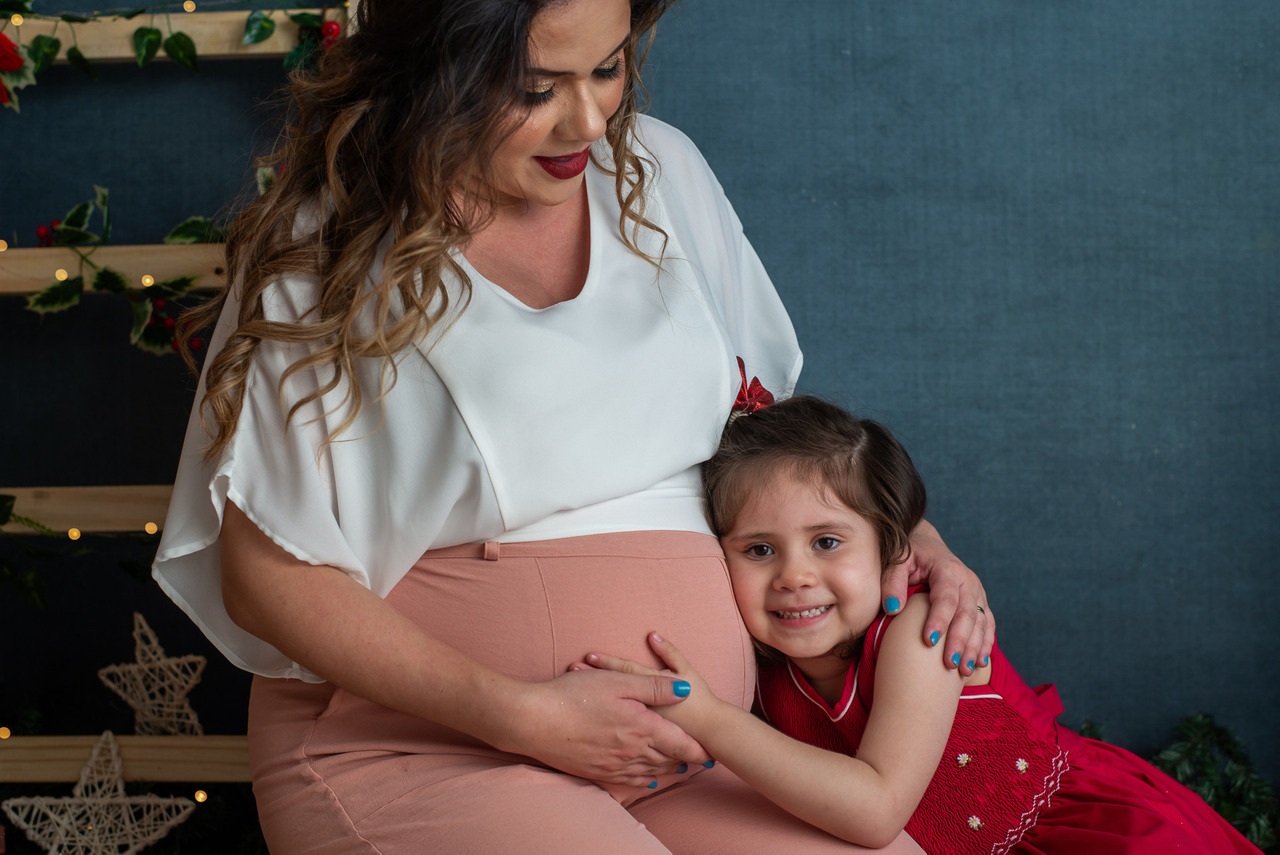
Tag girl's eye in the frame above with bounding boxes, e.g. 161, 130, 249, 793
745, 544, 774, 558
814, 537, 840, 551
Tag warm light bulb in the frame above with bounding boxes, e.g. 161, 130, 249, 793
10, 13, 22, 25
141, 274, 155, 287
0, 727, 11, 739
0, 239, 8, 251
194, 790, 208, 803
145, 522, 159, 534
55, 268, 69, 281
68, 528, 82, 540
183, 0, 195, 10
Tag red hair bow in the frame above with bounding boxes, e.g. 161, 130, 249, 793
733, 356, 774, 415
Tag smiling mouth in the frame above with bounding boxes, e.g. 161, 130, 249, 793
772, 605, 833, 620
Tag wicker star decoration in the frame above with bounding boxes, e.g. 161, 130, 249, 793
1, 731, 195, 855
97, 613, 206, 736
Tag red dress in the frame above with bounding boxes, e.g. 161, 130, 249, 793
756, 598, 1261, 854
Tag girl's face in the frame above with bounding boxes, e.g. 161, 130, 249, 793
721, 469, 884, 686
488, 0, 631, 210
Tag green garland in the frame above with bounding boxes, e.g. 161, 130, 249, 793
0, 0, 339, 111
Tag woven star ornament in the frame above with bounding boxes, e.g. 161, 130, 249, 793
98, 613, 205, 736
1, 731, 195, 855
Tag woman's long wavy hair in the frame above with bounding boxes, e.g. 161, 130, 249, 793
179, 0, 676, 460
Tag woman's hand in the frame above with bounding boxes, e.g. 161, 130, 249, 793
881, 519, 994, 676
504, 663, 710, 788
575, 633, 719, 737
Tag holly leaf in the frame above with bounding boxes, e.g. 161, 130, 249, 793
242, 10, 275, 45
256, 165, 276, 195
94, 266, 128, 294
26, 34, 60, 74
133, 26, 161, 67
288, 12, 322, 28
164, 216, 219, 244
65, 45, 97, 78
0, 1, 32, 13
26, 275, 85, 314
59, 13, 91, 23
0, 560, 46, 610
53, 225, 99, 246
0, 494, 13, 526
62, 200, 92, 231
129, 297, 153, 344
94, 185, 110, 242
135, 316, 177, 355
120, 7, 148, 19
163, 31, 197, 72
152, 275, 198, 298
284, 36, 318, 73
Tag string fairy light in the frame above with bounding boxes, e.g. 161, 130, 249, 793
145, 522, 159, 534
10, 13, 22, 25
68, 528, 82, 540
183, 0, 196, 10
0, 726, 12, 739
0, 239, 8, 251
141, 274, 155, 287
55, 268, 69, 281
194, 790, 208, 803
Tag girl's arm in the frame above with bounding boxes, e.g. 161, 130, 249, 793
885, 519, 995, 677
220, 501, 707, 786
583, 594, 961, 847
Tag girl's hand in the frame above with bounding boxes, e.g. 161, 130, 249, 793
575, 633, 718, 736
882, 519, 994, 676
507, 664, 710, 788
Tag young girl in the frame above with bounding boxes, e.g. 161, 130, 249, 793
583, 396, 1260, 853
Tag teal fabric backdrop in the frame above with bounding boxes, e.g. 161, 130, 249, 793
2, 0, 1276, 787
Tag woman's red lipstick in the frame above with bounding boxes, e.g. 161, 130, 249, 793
534, 148, 590, 180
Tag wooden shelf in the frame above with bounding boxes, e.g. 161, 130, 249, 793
1, 485, 173, 535
17, 8, 341, 63
0, 735, 250, 782
0, 243, 225, 296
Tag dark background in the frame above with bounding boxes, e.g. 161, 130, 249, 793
2, 2, 1276, 845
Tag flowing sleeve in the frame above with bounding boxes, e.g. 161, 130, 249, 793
152, 274, 497, 680
636, 115, 803, 399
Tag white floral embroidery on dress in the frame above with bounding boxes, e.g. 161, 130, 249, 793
1016, 758, 1029, 773
956, 753, 971, 767
967, 815, 983, 830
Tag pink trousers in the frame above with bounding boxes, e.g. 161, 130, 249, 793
248, 531, 921, 854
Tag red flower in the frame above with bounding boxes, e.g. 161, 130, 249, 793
732, 356, 774, 415
0, 32, 24, 72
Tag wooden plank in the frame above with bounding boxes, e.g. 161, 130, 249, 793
14, 9, 341, 63
1, 485, 173, 535
0, 243, 225, 296
0, 735, 250, 782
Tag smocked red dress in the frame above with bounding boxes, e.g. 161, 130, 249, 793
756, 596, 1261, 854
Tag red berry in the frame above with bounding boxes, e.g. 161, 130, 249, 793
50, 219, 61, 229
35, 225, 49, 238
171, 339, 181, 351
321, 20, 340, 37
190, 337, 205, 350
163, 317, 176, 330
322, 35, 337, 50
153, 298, 166, 309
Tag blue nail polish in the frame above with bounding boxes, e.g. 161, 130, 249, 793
673, 680, 691, 698
929, 631, 940, 646
703, 760, 716, 768
677, 763, 688, 774
951, 653, 961, 667
648, 781, 658, 789
966, 660, 975, 671
984, 655, 990, 666
885, 597, 901, 613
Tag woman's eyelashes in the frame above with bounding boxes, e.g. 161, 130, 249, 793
523, 56, 625, 105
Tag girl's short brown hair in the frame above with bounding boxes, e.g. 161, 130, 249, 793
703, 396, 928, 574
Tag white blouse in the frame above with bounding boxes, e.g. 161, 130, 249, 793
153, 116, 802, 680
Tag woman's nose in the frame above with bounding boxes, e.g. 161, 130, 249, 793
560, 84, 608, 142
